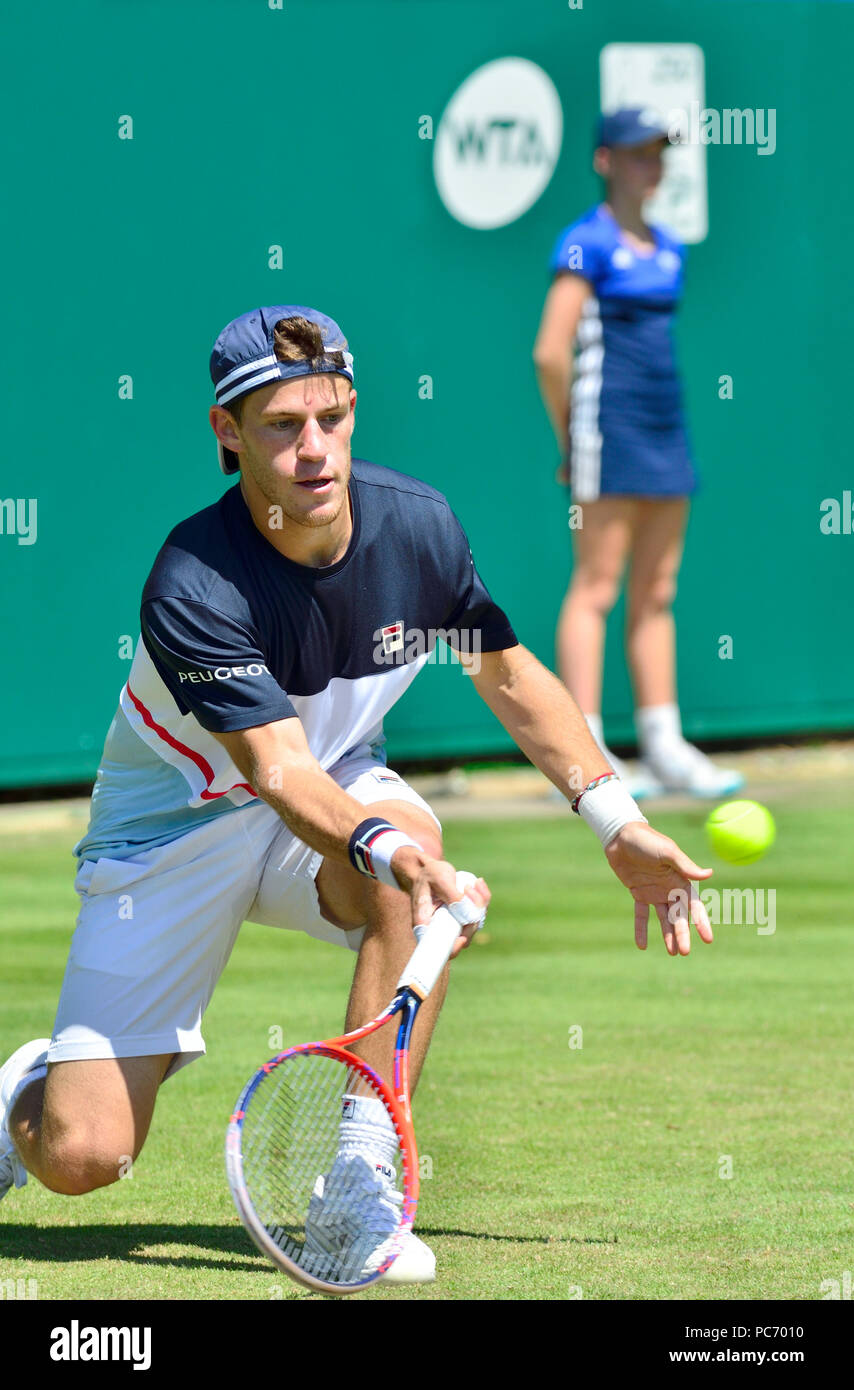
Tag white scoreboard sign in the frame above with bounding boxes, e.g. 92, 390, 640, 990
600, 43, 708, 244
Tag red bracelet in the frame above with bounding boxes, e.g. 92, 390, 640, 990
571, 772, 618, 815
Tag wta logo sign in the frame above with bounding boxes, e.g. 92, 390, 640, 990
434, 57, 563, 229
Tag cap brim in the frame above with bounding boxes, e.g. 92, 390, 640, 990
218, 441, 240, 475
613, 130, 670, 148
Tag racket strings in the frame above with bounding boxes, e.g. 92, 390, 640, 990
239, 1051, 406, 1286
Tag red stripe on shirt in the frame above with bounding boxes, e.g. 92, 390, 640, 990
125, 682, 256, 801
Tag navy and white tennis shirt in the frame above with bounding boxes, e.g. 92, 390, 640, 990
550, 203, 697, 500
75, 460, 517, 861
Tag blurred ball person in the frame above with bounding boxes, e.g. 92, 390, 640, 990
534, 108, 743, 798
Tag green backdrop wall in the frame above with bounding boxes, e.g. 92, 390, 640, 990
2, 0, 852, 787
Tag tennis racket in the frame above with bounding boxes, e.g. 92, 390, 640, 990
225, 872, 484, 1296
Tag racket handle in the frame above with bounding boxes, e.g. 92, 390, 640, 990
397, 875, 484, 1000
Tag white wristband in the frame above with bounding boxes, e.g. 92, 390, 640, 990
577, 779, 647, 848
369, 830, 422, 887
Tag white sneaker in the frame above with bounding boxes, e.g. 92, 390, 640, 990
641, 742, 745, 799
303, 1155, 436, 1286
582, 714, 664, 801
0, 1136, 26, 1202
376, 1227, 436, 1285
0, 1038, 50, 1200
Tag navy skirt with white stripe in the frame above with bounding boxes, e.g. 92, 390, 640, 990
567, 295, 699, 502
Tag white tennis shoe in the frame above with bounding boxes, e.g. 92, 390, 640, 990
303, 1155, 436, 1285
0, 1038, 50, 1201
640, 742, 745, 799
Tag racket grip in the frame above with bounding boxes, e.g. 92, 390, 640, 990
397, 876, 484, 999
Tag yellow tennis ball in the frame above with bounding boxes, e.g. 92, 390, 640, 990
705, 800, 775, 865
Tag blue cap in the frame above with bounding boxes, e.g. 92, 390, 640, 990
210, 305, 355, 474
596, 107, 670, 149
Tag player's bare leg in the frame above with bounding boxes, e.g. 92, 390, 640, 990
556, 495, 635, 714
625, 497, 686, 710
627, 498, 743, 796
7, 1052, 173, 1195
554, 497, 664, 795
315, 801, 447, 1094
345, 880, 449, 1093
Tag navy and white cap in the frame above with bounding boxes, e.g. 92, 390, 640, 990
596, 107, 670, 149
210, 305, 355, 475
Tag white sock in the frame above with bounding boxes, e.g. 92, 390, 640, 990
586, 717, 620, 761
583, 712, 608, 751
338, 1093, 398, 1174
583, 712, 633, 780
635, 703, 683, 757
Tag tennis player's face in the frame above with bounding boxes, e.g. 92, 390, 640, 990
228, 375, 356, 530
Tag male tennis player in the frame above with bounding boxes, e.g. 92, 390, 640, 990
0, 306, 712, 1284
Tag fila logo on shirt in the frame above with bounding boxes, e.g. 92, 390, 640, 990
177, 664, 271, 683
380, 621, 404, 655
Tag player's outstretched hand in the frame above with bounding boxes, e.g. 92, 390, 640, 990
391, 849, 490, 958
604, 821, 714, 956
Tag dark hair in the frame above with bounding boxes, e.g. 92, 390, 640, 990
226, 315, 348, 425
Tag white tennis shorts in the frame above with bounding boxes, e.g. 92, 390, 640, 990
48, 757, 439, 1079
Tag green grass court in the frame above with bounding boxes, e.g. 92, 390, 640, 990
1, 777, 852, 1301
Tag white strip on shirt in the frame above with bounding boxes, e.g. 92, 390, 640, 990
570, 297, 604, 502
